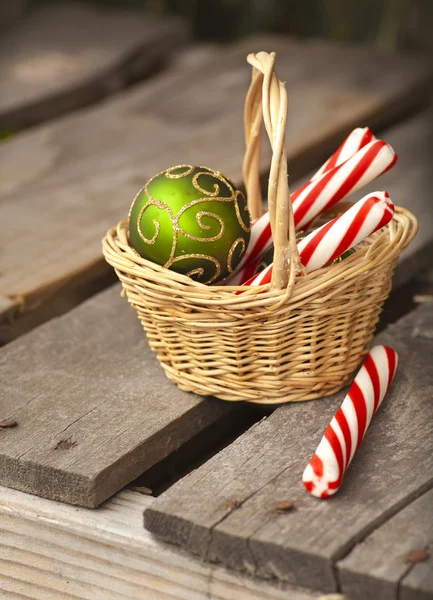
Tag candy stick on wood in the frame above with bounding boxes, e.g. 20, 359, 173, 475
235, 191, 394, 287
302, 345, 399, 498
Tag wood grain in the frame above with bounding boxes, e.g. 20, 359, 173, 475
145, 303, 433, 593
337, 488, 433, 600
401, 554, 433, 600
0, 35, 431, 336
0, 1, 189, 131
0, 285, 243, 507
0, 485, 321, 600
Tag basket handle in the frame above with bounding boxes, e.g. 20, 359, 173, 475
242, 51, 303, 290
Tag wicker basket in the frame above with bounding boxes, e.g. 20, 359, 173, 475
102, 51, 417, 404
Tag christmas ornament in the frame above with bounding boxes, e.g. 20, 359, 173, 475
129, 165, 251, 284
236, 191, 394, 288
302, 345, 398, 498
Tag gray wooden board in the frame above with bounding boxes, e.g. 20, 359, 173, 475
337, 488, 433, 600
0, 284, 244, 508
0, 1, 189, 131
401, 554, 433, 600
0, 36, 432, 336
145, 302, 433, 593
0, 486, 323, 600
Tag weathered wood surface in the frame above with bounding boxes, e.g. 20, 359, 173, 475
0, 485, 322, 600
401, 552, 433, 600
337, 488, 433, 600
145, 302, 433, 594
0, 36, 432, 339
0, 285, 247, 507
0, 1, 188, 131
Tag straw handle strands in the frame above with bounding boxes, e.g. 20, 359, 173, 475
243, 52, 301, 290
236, 191, 394, 288
302, 345, 399, 498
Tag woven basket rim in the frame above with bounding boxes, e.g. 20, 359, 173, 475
102, 205, 418, 310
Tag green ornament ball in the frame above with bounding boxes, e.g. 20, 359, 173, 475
129, 165, 251, 284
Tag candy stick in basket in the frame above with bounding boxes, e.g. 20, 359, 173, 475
302, 345, 399, 498
236, 138, 396, 273
311, 127, 375, 180
239, 128, 377, 270
293, 139, 397, 231
235, 191, 394, 288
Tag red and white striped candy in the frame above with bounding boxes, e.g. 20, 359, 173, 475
302, 345, 399, 498
311, 127, 375, 180
292, 139, 397, 231
236, 191, 394, 287
232, 134, 395, 276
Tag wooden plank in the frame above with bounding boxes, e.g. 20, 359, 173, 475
401, 555, 433, 600
0, 485, 322, 600
0, 296, 17, 324
0, 284, 247, 507
337, 488, 433, 600
144, 303, 433, 593
0, 269, 117, 347
0, 36, 431, 338
0, 1, 189, 131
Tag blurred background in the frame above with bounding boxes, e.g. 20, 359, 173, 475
2, 0, 433, 54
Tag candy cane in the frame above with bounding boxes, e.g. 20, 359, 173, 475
311, 127, 375, 180
293, 139, 397, 231
235, 191, 394, 287
302, 345, 399, 498
236, 129, 376, 273
232, 136, 396, 278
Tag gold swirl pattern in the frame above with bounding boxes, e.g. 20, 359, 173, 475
178, 210, 225, 243
254, 260, 268, 276
234, 190, 251, 233
165, 165, 195, 179
185, 267, 205, 279
227, 237, 246, 274
168, 254, 221, 285
130, 165, 251, 284
192, 170, 224, 197
136, 199, 178, 263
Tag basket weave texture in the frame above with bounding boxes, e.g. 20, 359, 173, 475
102, 52, 417, 404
